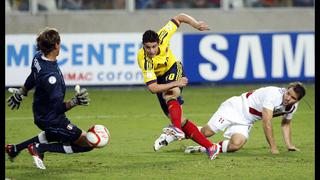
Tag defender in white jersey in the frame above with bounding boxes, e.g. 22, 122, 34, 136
154, 82, 306, 155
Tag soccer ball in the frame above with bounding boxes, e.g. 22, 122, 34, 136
86, 125, 110, 148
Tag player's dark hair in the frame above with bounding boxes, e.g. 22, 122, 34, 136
287, 81, 306, 100
36, 27, 61, 56
142, 30, 159, 44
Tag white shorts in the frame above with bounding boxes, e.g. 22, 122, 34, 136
207, 96, 253, 139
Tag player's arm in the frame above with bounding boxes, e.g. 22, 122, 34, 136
262, 107, 279, 154
58, 93, 86, 112
23, 71, 36, 94
16, 70, 36, 96
52, 98, 76, 112
7, 72, 34, 110
147, 77, 188, 94
281, 117, 300, 151
65, 85, 90, 111
172, 13, 209, 31
65, 101, 76, 111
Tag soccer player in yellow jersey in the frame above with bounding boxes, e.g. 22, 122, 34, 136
137, 13, 220, 160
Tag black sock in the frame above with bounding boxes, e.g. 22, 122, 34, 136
37, 143, 65, 153
37, 143, 93, 154
16, 136, 40, 152
70, 144, 93, 153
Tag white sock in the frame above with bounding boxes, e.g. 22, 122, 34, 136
221, 140, 230, 153
63, 145, 74, 154
38, 131, 48, 144
197, 126, 202, 132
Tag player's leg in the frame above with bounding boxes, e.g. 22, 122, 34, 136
218, 124, 251, 153
155, 62, 220, 159
200, 124, 217, 137
153, 113, 222, 160
35, 122, 94, 154
153, 90, 183, 151
5, 131, 47, 162
167, 62, 219, 159
183, 108, 231, 156
154, 87, 186, 150
157, 61, 185, 133
184, 125, 217, 153
155, 88, 185, 140
154, 122, 216, 152
188, 125, 248, 155
164, 62, 185, 130
181, 119, 221, 160
155, 121, 222, 159
225, 133, 247, 152
185, 135, 245, 154
154, 120, 222, 160
163, 87, 184, 130
28, 120, 92, 169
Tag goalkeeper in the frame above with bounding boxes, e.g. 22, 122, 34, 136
5, 27, 95, 170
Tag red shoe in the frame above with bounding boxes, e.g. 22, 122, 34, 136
28, 143, 46, 169
206, 143, 221, 160
5, 144, 20, 162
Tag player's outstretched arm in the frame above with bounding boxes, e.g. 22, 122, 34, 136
173, 13, 210, 31
262, 108, 279, 154
281, 117, 300, 151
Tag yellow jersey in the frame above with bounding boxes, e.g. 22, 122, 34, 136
137, 19, 180, 85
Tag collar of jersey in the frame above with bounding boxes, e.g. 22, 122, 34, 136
41, 55, 56, 62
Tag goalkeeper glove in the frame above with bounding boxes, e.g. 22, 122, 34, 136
70, 85, 90, 107
7, 88, 25, 110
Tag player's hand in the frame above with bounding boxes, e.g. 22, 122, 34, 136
177, 77, 188, 87
271, 147, 280, 155
288, 146, 300, 152
196, 21, 210, 31
7, 88, 25, 110
70, 85, 90, 106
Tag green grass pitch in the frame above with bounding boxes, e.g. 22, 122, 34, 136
5, 84, 314, 179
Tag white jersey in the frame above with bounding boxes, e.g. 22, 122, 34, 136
240, 86, 298, 123
207, 86, 299, 139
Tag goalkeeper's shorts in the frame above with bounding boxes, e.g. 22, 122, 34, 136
35, 118, 82, 143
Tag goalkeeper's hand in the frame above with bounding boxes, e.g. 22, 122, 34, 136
70, 85, 90, 107
7, 88, 25, 110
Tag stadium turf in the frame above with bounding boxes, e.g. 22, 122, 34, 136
5, 83, 315, 179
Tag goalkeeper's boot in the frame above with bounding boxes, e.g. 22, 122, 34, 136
184, 145, 206, 154
206, 143, 221, 160
162, 125, 185, 141
5, 144, 20, 162
153, 133, 168, 151
28, 143, 46, 169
